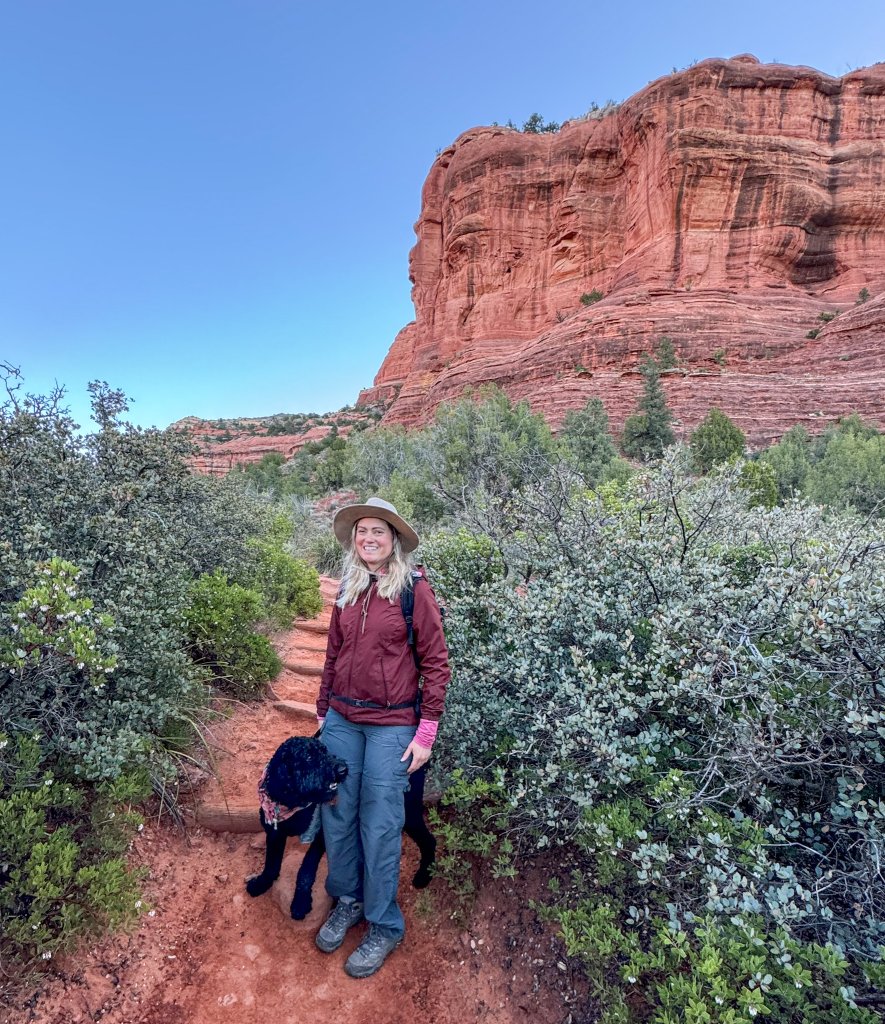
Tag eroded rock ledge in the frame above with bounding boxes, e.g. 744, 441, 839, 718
360, 55, 885, 445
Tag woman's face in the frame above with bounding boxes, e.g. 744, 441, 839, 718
354, 517, 395, 572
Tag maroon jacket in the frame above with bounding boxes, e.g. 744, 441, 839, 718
317, 579, 450, 726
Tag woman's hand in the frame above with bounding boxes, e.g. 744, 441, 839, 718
401, 739, 432, 774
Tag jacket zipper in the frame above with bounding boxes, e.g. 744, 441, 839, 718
346, 581, 373, 695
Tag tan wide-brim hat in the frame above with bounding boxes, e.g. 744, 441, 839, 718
332, 496, 420, 553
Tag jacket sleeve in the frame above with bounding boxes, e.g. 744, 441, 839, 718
317, 603, 343, 719
412, 582, 450, 722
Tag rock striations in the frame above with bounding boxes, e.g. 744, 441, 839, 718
359, 56, 885, 446
171, 412, 378, 476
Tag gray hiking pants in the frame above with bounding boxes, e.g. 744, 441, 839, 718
320, 708, 415, 939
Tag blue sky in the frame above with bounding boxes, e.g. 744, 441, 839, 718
2, 1, 883, 430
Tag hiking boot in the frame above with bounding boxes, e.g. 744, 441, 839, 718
315, 897, 364, 953
344, 924, 403, 978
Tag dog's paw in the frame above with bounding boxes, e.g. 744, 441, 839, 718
412, 853, 436, 889
245, 873, 276, 897
290, 885, 313, 920
412, 837, 436, 889
412, 863, 434, 889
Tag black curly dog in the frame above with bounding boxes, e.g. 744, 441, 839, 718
245, 736, 437, 919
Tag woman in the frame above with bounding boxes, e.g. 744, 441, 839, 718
315, 497, 449, 978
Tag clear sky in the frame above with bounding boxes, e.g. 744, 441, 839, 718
2, 0, 883, 430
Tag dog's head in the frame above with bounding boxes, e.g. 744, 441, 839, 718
262, 736, 347, 809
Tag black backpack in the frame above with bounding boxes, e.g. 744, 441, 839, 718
400, 566, 445, 672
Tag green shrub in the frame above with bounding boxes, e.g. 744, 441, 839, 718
738, 460, 779, 510
237, 451, 288, 492
0, 371, 314, 966
554, 901, 883, 1024
0, 374, 285, 776
185, 572, 281, 699
558, 398, 624, 486
580, 290, 604, 306
305, 531, 343, 576
0, 736, 144, 972
431, 452, 884, 1017
421, 527, 505, 600
689, 408, 746, 472
428, 770, 514, 921
805, 417, 885, 517
345, 425, 422, 495
379, 471, 448, 532
428, 385, 557, 522
760, 417, 885, 516
760, 426, 811, 499
654, 337, 679, 370
246, 513, 322, 626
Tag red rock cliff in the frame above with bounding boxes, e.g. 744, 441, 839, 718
359, 56, 885, 445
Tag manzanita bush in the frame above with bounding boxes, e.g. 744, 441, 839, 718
425, 449, 885, 1022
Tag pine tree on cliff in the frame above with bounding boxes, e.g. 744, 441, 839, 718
621, 354, 675, 463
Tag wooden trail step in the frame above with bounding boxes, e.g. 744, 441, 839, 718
284, 635, 328, 654
281, 659, 323, 677
296, 619, 331, 635
196, 804, 262, 834
197, 789, 442, 834
272, 700, 318, 719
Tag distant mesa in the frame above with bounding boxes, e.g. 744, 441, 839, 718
172, 408, 382, 477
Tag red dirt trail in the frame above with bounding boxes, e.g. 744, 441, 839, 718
3, 579, 584, 1024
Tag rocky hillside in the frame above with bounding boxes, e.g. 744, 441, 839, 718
359, 55, 885, 446
172, 408, 381, 476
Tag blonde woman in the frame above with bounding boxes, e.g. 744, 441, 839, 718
315, 497, 449, 978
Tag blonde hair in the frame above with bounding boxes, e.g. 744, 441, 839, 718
337, 521, 414, 607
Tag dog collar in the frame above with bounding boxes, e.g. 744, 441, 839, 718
258, 766, 309, 830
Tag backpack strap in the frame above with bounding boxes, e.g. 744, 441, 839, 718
401, 570, 424, 671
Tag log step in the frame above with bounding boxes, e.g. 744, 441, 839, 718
196, 804, 261, 834
286, 636, 329, 654
273, 700, 318, 719
282, 659, 323, 677
197, 790, 442, 834
296, 620, 331, 635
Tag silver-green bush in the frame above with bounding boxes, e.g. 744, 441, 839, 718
427, 450, 884, 1019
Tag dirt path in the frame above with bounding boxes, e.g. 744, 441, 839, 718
3, 579, 585, 1024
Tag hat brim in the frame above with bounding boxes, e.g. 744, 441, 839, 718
332, 504, 420, 553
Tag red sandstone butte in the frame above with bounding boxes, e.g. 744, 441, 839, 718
359, 56, 885, 446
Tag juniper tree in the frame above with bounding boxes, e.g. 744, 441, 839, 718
621, 354, 675, 462
690, 408, 746, 472
559, 398, 620, 485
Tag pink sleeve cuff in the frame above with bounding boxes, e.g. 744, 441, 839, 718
414, 719, 439, 749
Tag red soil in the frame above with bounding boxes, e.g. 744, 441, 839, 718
2, 580, 587, 1024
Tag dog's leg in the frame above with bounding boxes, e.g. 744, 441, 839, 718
290, 830, 326, 920
246, 814, 287, 897
403, 766, 436, 888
